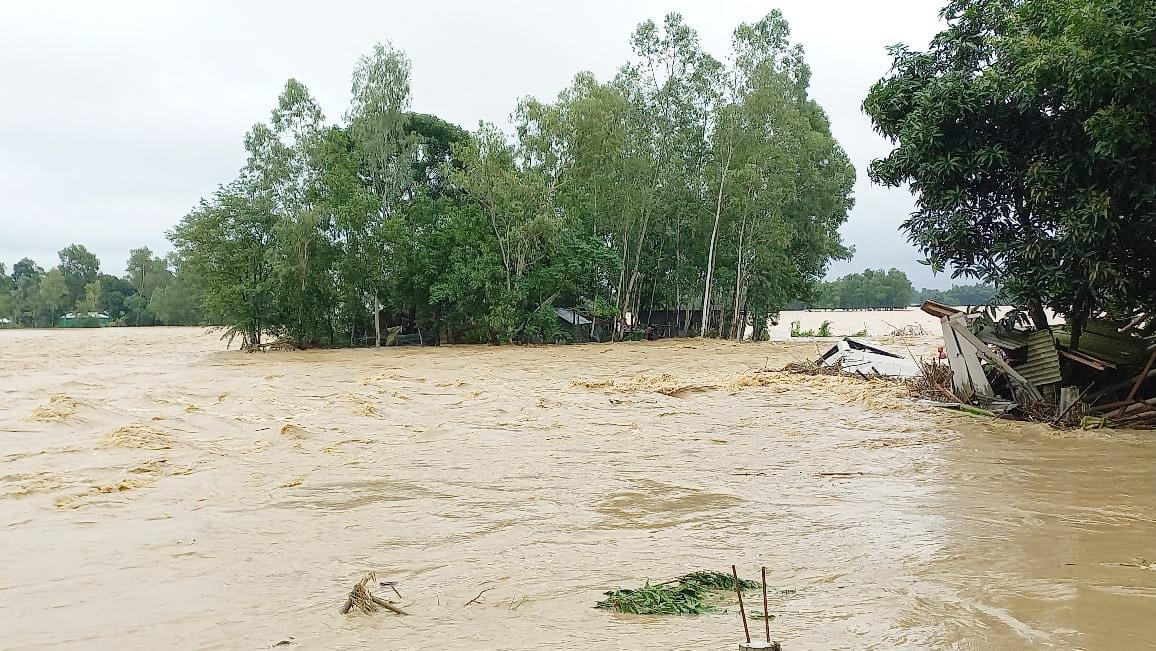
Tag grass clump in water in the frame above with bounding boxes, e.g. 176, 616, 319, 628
595, 570, 760, 615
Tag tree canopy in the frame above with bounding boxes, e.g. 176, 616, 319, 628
808, 268, 914, 309
864, 0, 1156, 345
916, 283, 1000, 306
169, 12, 854, 347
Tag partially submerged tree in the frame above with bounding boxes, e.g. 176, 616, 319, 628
865, 0, 1156, 345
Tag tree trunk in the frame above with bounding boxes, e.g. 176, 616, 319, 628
701, 144, 733, 338
1029, 300, 1049, 331
1071, 316, 1084, 352
613, 228, 630, 340
731, 221, 745, 339
374, 296, 382, 347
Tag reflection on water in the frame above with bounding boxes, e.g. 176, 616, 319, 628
1, 326, 1154, 649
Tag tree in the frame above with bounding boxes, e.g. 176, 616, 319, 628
125, 247, 173, 299
0, 263, 13, 323
165, 14, 853, 347
171, 179, 277, 347
813, 269, 914, 309
10, 259, 44, 327
348, 42, 417, 346
150, 276, 204, 325
37, 268, 69, 325
864, 0, 1156, 346
76, 280, 103, 315
57, 244, 100, 310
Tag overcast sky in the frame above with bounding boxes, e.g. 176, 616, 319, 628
0, 0, 955, 287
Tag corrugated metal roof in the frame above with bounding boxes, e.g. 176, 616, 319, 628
555, 307, 591, 326
975, 326, 1029, 351
1013, 330, 1062, 388
1053, 320, 1151, 368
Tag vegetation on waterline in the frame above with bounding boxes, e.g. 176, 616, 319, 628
790, 320, 832, 338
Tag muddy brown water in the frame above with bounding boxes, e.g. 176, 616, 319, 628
2, 327, 1155, 650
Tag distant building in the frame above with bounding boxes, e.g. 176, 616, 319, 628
58, 312, 111, 328
555, 307, 606, 343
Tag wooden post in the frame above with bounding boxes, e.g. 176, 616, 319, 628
732, 565, 750, 644
761, 566, 770, 643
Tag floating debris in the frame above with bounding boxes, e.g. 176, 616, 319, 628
817, 338, 920, 378
103, 423, 175, 450
341, 572, 407, 616
23, 394, 79, 422
595, 570, 760, 615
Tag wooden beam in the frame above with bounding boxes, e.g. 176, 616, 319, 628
1058, 348, 1114, 371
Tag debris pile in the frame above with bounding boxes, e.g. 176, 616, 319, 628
920, 301, 1156, 429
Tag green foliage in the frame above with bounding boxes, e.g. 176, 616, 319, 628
125, 247, 173, 300
811, 268, 913, 309
864, 0, 1156, 342
790, 319, 832, 337
97, 273, 136, 322
1, 244, 201, 328
595, 570, 760, 615
917, 283, 1000, 306
150, 271, 205, 326
37, 269, 68, 324
10, 258, 44, 326
57, 244, 100, 309
167, 14, 854, 347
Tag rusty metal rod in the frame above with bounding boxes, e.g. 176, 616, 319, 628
732, 564, 750, 644
761, 566, 770, 643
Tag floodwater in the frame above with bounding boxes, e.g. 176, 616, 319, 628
766, 306, 1063, 340
2, 326, 1155, 650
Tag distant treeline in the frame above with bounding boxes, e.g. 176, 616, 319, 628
787, 268, 1000, 310
915, 284, 1000, 306
0, 246, 204, 328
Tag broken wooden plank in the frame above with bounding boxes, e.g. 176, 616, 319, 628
947, 314, 1044, 403
1057, 386, 1079, 421
921, 300, 961, 318
940, 315, 994, 401
1058, 348, 1115, 371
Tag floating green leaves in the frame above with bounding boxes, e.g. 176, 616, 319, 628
595, 570, 761, 615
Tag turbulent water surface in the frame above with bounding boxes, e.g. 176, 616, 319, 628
2, 327, 1155, 649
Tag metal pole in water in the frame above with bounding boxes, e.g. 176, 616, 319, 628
732, 564, 750, 644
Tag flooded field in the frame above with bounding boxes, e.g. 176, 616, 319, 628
2, 326, 1155, 649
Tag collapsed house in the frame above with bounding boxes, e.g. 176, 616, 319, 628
921, 301, 1156, 428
